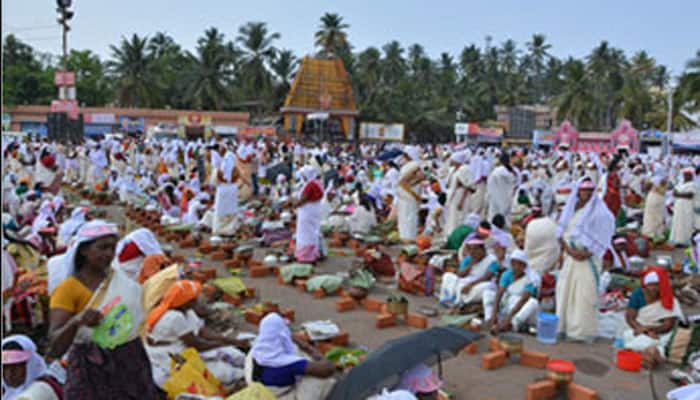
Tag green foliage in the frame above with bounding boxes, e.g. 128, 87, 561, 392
3, 20, 699, 137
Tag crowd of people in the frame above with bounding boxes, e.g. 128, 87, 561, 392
2, 133, 699, 399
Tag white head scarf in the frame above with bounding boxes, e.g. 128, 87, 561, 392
250, 313, 305, 368
450, 151, 468, 165
221, 150, 236, 182
48, 220, 119, 295
115, 228, 162, 258
300, 165, 319, 182
1, 335, 47, 400
556, 177, 616, 258
57, 206, 88, 245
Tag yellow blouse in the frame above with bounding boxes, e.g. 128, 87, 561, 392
49, 276, 93, 314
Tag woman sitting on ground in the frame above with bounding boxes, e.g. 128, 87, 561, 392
144, 280, 249, 389
2, 335, 63, 400
483, 250, 540, 334
248, 313, 336, 399
623, 267, 685, 353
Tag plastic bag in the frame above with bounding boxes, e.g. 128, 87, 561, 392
163, 348, 225, 400
92, 303, 134, 350
211, 277, 247, 296
226, 383, 276, 400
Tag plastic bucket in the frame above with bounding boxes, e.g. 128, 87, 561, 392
537, 312, 559, 345
616, 350, 642, 372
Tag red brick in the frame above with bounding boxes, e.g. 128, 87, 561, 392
244, 310, 263, 325
191, 271, 207, 283
277, 273, 286, 285
223, 259, 241, 269
520, 350, 549, 369
281, 308, 295, 322
567, 383, 597, 400
406, 313, 429, 329
210, 251, 227, 261
292, 331, 310, 342
526, 380, 557, 400
463, 342, 478, 354
489, 337, 503, 352
375, 313, 397, 329
262, 302, 279, 314
481, 350, 507, 370
249, 266, 270, 278
317, 341, 335, 355
223, 293, 242, 306
335, 298, 357, 312
296, 280, 308, 292
313, 288, 326, 298
331, 331, 350, 346
362, 297, 385, 313
179, 238, 196, 248
200, 267, 217, 281
245, 288, 256, 298
198, 243, 214, 254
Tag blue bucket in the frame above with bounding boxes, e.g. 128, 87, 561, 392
537, 312, 559, 345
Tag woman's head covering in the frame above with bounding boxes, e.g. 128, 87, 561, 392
48, 220, 119, 294
138, 254, 172, 284
556, 177, 615, 258
251, 313, 306, 368
396, 363, 442, 394
300, 165, 319, 182
115, 228, 162, 259
221, 150, 236, 182
641, 267, 673, 310
1, 335, 47, 400
450, 151, 467, 165
57, 206, 88, 245
146, 279, 201, 332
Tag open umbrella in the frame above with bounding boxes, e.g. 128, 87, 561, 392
328, 326, 481, 400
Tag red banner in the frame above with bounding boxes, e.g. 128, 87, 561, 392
51, 99, 79, 120
54, 71, 75, 86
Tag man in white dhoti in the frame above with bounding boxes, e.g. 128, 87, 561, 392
555, 177, 615, 343
483, 250, 540, 334
669, 168, 696, 246
439, 237, 499, 313
444, 151, 473, 236
486, 153, 517, 226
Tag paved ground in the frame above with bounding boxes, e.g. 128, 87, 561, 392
105, 203, 694, 400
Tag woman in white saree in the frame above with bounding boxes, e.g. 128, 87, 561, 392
397, 147, 425, 243
294, 165, 324, 263
555, 177, 615, 342
670, 168, 697, 246
444, 151, 473, 236
623, 268, 684, 355
642, 175, 668, 240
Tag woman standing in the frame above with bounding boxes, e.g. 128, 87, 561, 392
603, 156, 622, 218
556, 178, 615, 342
641, 175, 668, 241
670, 168, 697, 246
397, 148, 425, 243
48, 220, 164, 399
444, 151, 473, 236
295, 166, 324, 263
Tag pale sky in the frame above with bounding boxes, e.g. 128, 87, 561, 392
3, 0, 699, 74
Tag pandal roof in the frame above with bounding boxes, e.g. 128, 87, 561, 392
281, 56, 358, 116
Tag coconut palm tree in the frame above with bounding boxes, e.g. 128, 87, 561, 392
185, 27, 237, 110
679, 50, 700, 112
552, 58, 595, 129
107, 33, 154, 107
236, 21, 280, 102
270, 49, 298, 108
315, 13, 350, 58
524, 34, 552, 103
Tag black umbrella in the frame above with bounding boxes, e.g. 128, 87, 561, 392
375, 148, 404, 161
328, 326, 481, 400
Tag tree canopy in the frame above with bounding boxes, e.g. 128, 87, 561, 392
3, 16, 698, 135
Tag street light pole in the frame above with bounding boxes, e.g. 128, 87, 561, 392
62, 22, 68, 72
